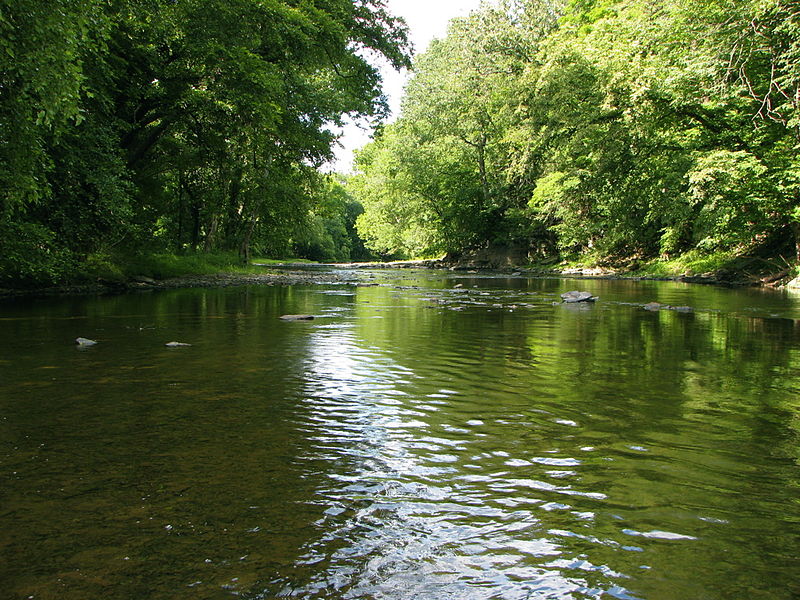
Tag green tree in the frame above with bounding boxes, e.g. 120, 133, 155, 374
0, 0, 411, 284
353, 4, 558, 258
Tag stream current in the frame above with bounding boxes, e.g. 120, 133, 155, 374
1, 269, 799, 599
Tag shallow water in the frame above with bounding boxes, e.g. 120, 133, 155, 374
1, 271, 799, 599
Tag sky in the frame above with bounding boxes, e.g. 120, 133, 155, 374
328, 0, 486, 173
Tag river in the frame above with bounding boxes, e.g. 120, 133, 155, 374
1, 270, 799, 599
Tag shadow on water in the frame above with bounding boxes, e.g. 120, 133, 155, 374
0, 271, 799, 599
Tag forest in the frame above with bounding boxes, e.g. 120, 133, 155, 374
351, 0, 800, 275
1, 0, 410, 284
2, 0, 799, 285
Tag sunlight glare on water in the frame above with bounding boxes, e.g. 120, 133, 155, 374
286, 324, 627, 600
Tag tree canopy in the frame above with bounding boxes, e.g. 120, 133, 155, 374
0, 0, 409, 283
4, 0, 799, 284
350, 0, 800, 268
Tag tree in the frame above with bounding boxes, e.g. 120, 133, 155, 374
0, 0, 411, 284
351, 0, 800, 268
353, 4, 556, 257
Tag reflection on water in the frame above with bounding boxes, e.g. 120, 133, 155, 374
290, 324, 622, 600
0, 272, 799, 600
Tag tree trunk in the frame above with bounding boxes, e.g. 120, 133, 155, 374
239, 214, 257, 264
794, 220, 800, 263
204, 215, 219, 252
239, 194, 263, 264
476, 135, 489, 204
181, 181, 202, 252
177, 173, 185, 250
191, 203, 201, 252
224, 168, 244, 243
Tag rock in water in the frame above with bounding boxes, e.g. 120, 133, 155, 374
165, 341, 192, 347
132, 275, 157, 284
643, 302, 693, 313
75, 337, 97, 346
279, 314, 315, 321
560, 291, 597, 303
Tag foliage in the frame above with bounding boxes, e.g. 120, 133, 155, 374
292, 176, 373, 262
6, 0, 800, 282
349, 0, 800, 268
351, 4, 560, 257
0, 0, 410, 285
0, 221, 74, 285
0, 0, 107, 209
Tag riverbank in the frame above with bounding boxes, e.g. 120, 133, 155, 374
1, 254, 795, 300
0, 270, 355, 299
442, 245, 796, 287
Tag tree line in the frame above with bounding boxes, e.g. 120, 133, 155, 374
350, 0, 800, 271
1, 0, 409, 284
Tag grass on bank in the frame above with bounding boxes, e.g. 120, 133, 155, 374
541, 248, 741, 277
77, 251, 318, 283
531, 246, 796, 283
249, 257, 319, 265
30, 245, 798, 289
631, 250, 796, 282
629, 250, 739, 277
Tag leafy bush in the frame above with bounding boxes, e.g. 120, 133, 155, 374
0, 222, 73, 286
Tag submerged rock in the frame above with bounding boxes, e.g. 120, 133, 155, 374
165, 341, 191, 347
643, 302, 693, 313
560, 291, 597, 303
279, 314, 315, 321
75, 337, 97, 346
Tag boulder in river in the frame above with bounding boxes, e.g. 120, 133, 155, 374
643, 302, 693, 313
560, 291, 597, 303
132, 275, 157, 285
75, 337, 97, 346
279, 314, 315, 321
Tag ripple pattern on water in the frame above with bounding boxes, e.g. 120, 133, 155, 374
269, 325, 650, 599
2, 276, 800, 600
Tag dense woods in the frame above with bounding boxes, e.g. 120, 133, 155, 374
2, 0, 799, 285
0, 0, 409, 284
350, 0, 800, 273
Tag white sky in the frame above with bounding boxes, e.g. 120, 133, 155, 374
328, 0, 486, 173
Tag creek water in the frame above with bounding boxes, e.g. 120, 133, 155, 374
1, 270, 799, 600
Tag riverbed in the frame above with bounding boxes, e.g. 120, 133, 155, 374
1, 269, 798, 599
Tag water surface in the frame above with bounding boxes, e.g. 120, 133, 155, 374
1, 271, 799, 599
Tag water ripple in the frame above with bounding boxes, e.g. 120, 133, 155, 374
280, 324, 643, 599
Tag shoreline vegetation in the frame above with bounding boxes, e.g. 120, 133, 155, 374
3, 1, 799, 293
1, 250, 796, 300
